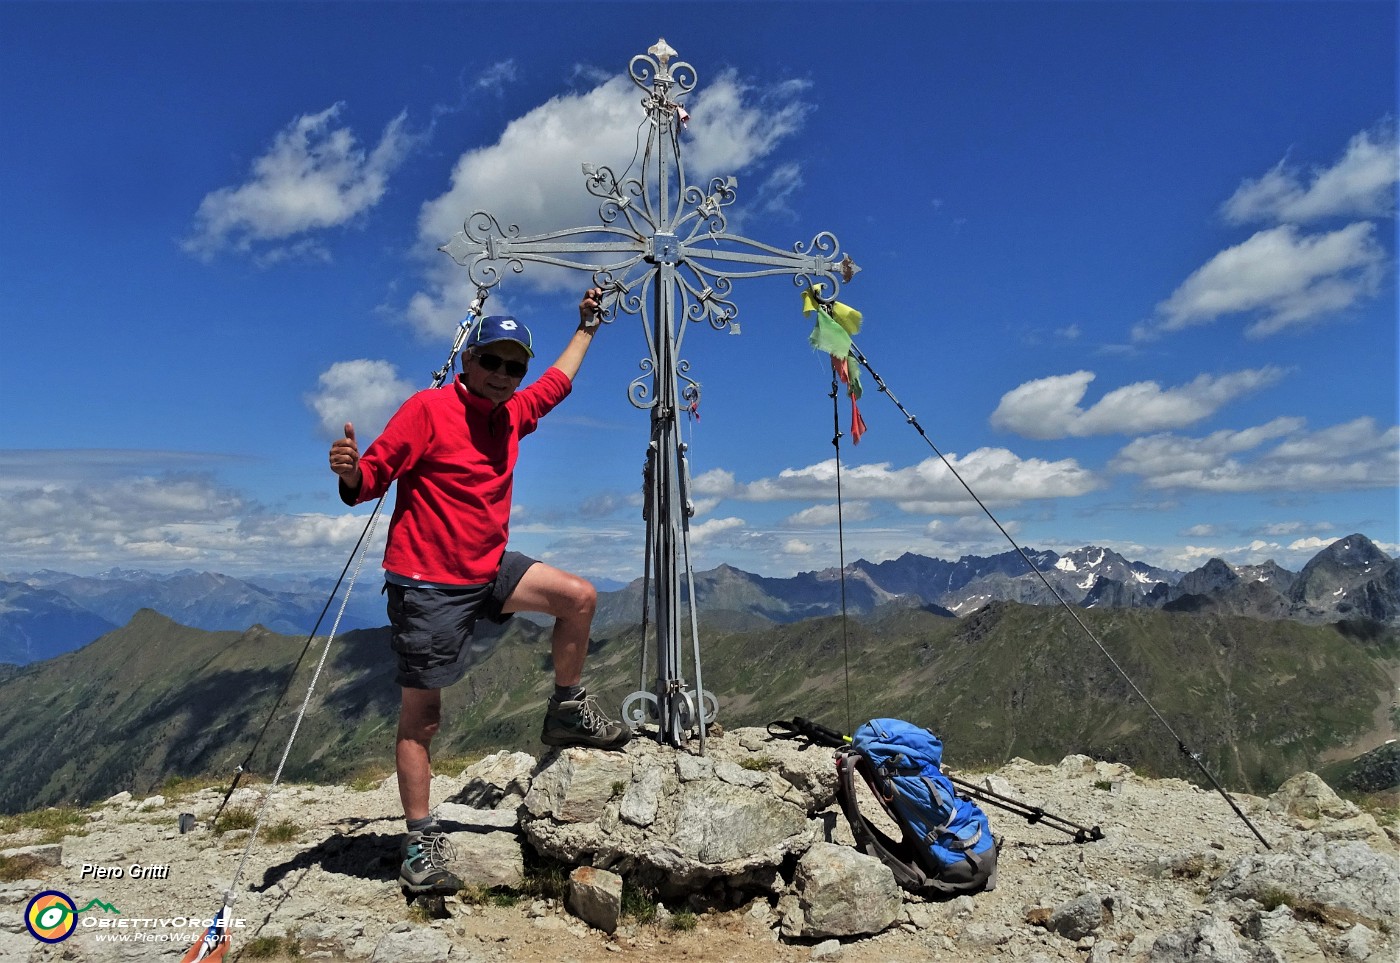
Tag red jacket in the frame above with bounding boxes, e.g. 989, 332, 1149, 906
345, 367, 572, 584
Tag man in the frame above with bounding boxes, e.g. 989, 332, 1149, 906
328, 287, 629, 897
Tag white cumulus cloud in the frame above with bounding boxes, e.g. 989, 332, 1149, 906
726, 451, 1099, 517
1222, 122, 1399, 224
783, 502, 874, 527
990, 367, 1286, 439
184, 103, 413, 262
1138, 223, 1385, 340
688, 516, 746, 544
305, 359, 418, 442
0, 450, 387, 575
1111, 416, 1398, 493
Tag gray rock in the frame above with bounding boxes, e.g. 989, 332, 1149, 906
446, 830, 523, 889
757, 739, 839, 811
0, 843, 62, 866
1149, 917, 1283, 963
618, 762, 667, 828
567, 865, 623, 933
788, 842, 901, 939
1212, 836, 1399, 927
669, 779, 808, 865
1241, 906, 1327, 963
1088, 939, 1120, 963
1267, 772, 1354, 821
0, 928, 37, 963
715, 758, 768, 788
1337, 923, 1378, 961
369, 926, 456, 962
1049, 892, 1109, 940
1267, 772, 1384, 843
810, 937, 844, 959
676, 753, 714, 782
452, 751, 537, 809
523, 748, 632, 824
435, 803, 519, 831
962, 921, 1014, 947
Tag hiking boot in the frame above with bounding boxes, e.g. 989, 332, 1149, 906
541, 692, 631, 750
399, 828, 463, 895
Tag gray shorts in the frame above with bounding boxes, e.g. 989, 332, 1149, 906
386, 551, 538, 690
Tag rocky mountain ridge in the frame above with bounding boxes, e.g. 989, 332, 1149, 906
0, 729, 1394, 962
3, 535, 1394, 667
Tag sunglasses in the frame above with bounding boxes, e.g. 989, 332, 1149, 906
473, 352, 529, 378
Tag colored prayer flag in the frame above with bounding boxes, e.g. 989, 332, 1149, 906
802, 286, 868, 443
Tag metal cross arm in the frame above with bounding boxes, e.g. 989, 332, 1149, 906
440, 216, 648, 290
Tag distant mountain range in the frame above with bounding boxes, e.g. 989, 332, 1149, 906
0, 568, 387, 665
0, 593, 1394, 815
589, 533, 1397, 631
2, 534, 1395, 666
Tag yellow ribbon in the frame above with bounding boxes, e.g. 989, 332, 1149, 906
801, 285, 862, 335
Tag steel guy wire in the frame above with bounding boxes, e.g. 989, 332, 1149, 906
847, 342, 1270, 849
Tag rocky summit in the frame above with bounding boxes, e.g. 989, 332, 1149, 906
1, 728, 1395, 962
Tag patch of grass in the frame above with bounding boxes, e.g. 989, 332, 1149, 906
241, 933, 302, 959
347, 765, 394, 793
160, 773, 228, 801
0, 853, 47, 882
213, 806, 257, 835
519, 855, 569, 902
739, 754, 775, 771
669, 909, 698, 931
621, 880, 657, 923
460, 884, 518, 907
432, 751, 490, 776
405, 895, 458, 922
611, 780, 627, 799
261, 819, 302, 844
1093, 779, 1114, 791
0, 807, 88, 843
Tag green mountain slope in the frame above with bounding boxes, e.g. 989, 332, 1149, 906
0, 603, 1393, 813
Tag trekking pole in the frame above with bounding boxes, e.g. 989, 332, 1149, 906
947, 774, 1103, 843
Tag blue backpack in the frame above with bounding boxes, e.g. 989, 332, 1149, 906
835, 718, 998, 895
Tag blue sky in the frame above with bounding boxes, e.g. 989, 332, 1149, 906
1, 1, 1396, 584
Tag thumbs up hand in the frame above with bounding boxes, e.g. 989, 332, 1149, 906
329, 422, 362, 486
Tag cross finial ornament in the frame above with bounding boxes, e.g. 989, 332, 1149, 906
440, 40, 857, 749
648, 38, 676, 69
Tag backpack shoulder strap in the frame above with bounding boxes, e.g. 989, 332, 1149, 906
834, 750, 930, 891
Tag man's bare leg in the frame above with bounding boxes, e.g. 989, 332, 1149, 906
397, 686, 441, 821
504, 562, 629, 749
502, 561, 597, 686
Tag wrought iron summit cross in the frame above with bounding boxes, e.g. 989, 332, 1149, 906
440, 39, 857, 748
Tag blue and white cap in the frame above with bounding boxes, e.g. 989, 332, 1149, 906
466, 315, 534, 357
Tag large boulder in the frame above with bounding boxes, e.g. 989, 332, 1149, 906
781, 842, 902, 938
451, 750, 537, 810
1211, 835, 1399, 929
1266, 772, 1384, 843
1148, 917, 1282, 963
520, 736, 816, 898
567, 865, 623, 934
436, 803, 525, 889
